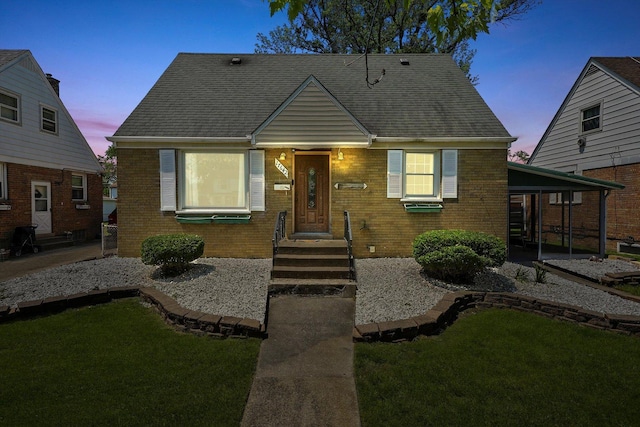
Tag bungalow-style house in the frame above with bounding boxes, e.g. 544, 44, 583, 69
109, 53, 516, 259
528, 56, 640, 255
0, 50, 103, 249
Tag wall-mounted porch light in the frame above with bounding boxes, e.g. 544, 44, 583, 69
279, 152, 286, 161
338, 148, 344, 161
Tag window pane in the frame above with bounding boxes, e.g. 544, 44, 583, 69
72, 188, 84, 200
43, 108, 56, 121
406, 153, 434, 174
184, 152, 245, 208
1, 106, 17, 121
72, 175, 83, 187
406, 175, 434, 196
581, 105, 600, 132
0, 93, 17, 108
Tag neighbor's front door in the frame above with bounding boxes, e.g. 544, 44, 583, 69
294, 154, 330, 233
32, 181, 52, 234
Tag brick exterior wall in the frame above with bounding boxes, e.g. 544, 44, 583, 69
539, 163, 640, 253
0, 163, 103, 249
117, 147, 508, 258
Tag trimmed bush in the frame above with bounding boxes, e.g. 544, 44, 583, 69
412, 229, 506, 267
417, 245, 488, 284
141, 234, 204, 276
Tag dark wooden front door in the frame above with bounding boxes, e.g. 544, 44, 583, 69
295, 155, 330, 233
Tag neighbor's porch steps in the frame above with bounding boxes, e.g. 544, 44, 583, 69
270, 239, 355, 296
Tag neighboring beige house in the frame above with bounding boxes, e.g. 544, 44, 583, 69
528, 56, 640, 255
109, 53, 516, 258
0, 50, 103, 249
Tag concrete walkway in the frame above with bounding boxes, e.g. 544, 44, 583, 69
241, 295, 360, 427
0, 241, 103, 282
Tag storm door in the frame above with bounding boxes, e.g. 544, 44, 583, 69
32, 181, 52, 233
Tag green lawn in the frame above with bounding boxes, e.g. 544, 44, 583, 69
0, 299, 260, 426
355, 309, 640, 427
615, 284, 640, 297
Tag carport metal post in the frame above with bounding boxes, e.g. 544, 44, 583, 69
537, 190, 543, 261
599, 189, 608, 258
568, 190, 573, 258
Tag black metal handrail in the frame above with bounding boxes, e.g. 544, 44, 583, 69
272, 211, 287, 265
343, 210, 356, 281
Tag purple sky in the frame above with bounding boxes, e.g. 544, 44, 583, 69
2, 0, 639, 157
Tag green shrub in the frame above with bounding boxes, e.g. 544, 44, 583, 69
417, 245, 488, 284
141, 234, 204, 276
412, 229, 506, 267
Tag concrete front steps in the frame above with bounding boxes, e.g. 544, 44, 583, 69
270, 239, 356, 297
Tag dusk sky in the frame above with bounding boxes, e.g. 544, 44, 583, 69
2, 0, 639, 157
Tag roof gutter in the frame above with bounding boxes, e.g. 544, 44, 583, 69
373, 136, 517, 143
106, 136, 252, 143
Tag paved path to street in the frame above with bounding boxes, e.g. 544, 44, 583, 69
241, 295, 360, 427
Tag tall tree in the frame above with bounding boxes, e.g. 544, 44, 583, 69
97, 143, 117, 197
258, 0, 538, 83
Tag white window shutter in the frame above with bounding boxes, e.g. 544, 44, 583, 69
159, 149, 176, 211
441, 149, 458, 198
549, 193, 557, 204
250, 150, 265, 211
387, 150, 403, 198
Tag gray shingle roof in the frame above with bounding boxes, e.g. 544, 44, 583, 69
0, 49, 28, 68
114, 53, 511, 139
592, 57, 640, 91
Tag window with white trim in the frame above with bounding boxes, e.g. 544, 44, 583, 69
71, 173, 86, 201
41, 105, 57, 133
0, 89, 20, 123
387, 149, 457, 200
580, 103, 601, 134
549, 171, 582, 205
0, 162, 6, 199
159, 149, 265, 214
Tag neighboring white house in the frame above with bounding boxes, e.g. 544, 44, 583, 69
0, 49, 103, 248
528, 56, 640, 254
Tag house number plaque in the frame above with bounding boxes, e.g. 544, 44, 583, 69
274, 158, 289, 178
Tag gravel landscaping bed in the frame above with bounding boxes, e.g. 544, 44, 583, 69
1, 256, 640, 324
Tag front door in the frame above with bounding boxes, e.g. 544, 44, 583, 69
32, 181, 52, 234
295, 154, 330, 233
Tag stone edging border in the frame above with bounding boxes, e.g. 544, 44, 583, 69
2, 287, 639, 342
0, 287, 264, 338
353, 291, 640, 342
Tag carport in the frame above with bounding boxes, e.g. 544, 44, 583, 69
507, 162, 625, 261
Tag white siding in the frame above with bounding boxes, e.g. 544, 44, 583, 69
254, 83, 369, 145
532, 66, 640, 172
0, 55, 101, 173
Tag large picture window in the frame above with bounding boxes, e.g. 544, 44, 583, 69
182, 151, 247, 210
